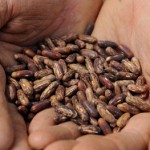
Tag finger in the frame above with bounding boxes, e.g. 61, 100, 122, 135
29, 108, 56, 133
0, 65, 14, 149
29, 121, 81, 150
8, 103, 31, 150
44, 140, 76, 150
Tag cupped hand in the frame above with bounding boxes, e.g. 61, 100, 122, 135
29, 0, 150, 150
0, 0, 101, 149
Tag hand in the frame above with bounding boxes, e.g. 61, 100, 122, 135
0, 65, 30, 150
0, 0, 102, 149
29, 0, 150, 150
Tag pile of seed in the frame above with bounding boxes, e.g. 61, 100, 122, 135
6, 33, 150, 135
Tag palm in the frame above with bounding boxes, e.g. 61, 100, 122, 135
29, 1, 150, 150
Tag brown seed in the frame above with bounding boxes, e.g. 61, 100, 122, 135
34, 69, 53, 79
63, 79, 79, 87
65, 53, 76, 63
66, 44, 79, 52
105, 89, 114, 100
55, 105, 76, 118
77, 91, 87, 103
116, 112, 131, 128
104, 73, 117, 82
27, 62, 38, 73
85, 57, 94, 73
105, 47, 118, 56
113, 82, 121, 95
105, 67, 118, 75
52, 61, 63, 80
14, 53, 33, 64
127, 84, 149, 93
62, 69, 75, 82
50, 95, 61, 107
84, 22, 94, 35
93, 58, 104, 74
136, 91, 149, 100
99, 75, 114, 89
82, 100, 99, 118
80, 49, 98, 59
61, 33, 77, 43
6, 84, 17, 102
90, 73, 100, 91
79, 125, 101, 135
116, 80, 134, 86
75, 39, 85, 48
53, 39, 66, 47
85, 87, 95, 105
68, 64, 88, 75
54, 114, 68, 124
122, 59, 138, 74
109, 60, 128, 72
94, 44, 107, 58
58, 59, 68, 74
98, 118, 112, 135
90, 117, 98, 126
72, 96, 89, 122
109, 94, 126, 106
18, 105, 28, 115
106, 53, 125, 62
106, 105, 123, 118
44, 37, 55, 49
117, 102, 140, 114
126, 95, 150, 111
65, 85, 78, 97
11, 70, 34, 78
98, 40, 118, 49
117, 44, 133, 58
51, 47, 71, 54
5, 64, 26, 74
40, 81, 59, 101
85, 43, 94, 50
17, 89, 29, 106
96, 87, 107, 96
136, 76, 146, 86
33, 55, 46, 69
76, 55, 85, 64
33, 79, 51, 92
55, 85, 65, 101
99, 95, 107, 102
42, 50, 61, 60
19, 79, 33, 95
44, 58, 53, 68
131, 57, 141, 74
30, 99, 50, 113
116, 72, 137, 80
23, 48, 36, 58
78, 34, 97, 43
8, 77, 20, 89
97, 103, 116, 123
77, 80, 86, 92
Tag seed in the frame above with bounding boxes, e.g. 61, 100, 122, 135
85, 57, 94, 73
23, 48, 36, 58
55, 85, 65, 101
42, 50, 61, 60
84, 22, 94, 35
65, 54, 76, 63
117, 102, 140, 114
53, 39, 66, 47
17, 89, 29, 106
94, 58, 104, 74
44, 37, 55, 49
97, 103, 116, 123
77, 80, 86, 92
11, 70, 34, 78
98, 118, 112, 135
6, 64, 26, 74
126, 95, 150, 111
40, 81, 59, 101
19, 78, 33, 95
98, 41, 118, 49
127, 84, 149, 93
58, 59, 68, 74
116, 112, 131, 128
109, 94, 126, 106
79, 125, 101, 135
18, 105, 28, 115
6, 84, 17, 102
30, 99, 50, 113
65, 85, 78, 97
78, 34, 97, 44
54, 114, 68, 124
80, 49, 98, 59
75, 39, 85, 49
34, 69, 53, 79
62, 69, 75, 82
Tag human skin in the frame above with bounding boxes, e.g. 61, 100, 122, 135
0, 0, 150, 150
0, 0, 101, 149
29, 0, 150, 150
